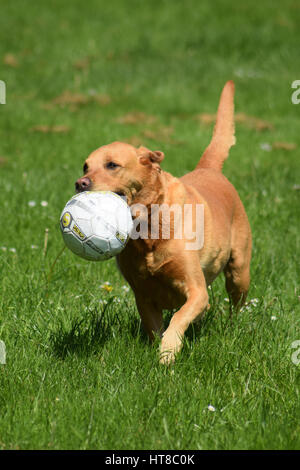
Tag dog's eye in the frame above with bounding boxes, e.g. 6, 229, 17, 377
105, 161, 120, 170
83, 163, 88, 174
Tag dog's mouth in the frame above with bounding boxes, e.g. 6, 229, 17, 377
114, 189, 130, 204
75, 178, 127, 198
114, 190, 126, 197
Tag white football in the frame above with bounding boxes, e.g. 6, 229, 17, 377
60, 191, 133, 261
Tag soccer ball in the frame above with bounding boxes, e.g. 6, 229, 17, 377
60, 191, 133, 261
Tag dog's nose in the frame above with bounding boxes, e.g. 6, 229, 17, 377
75, 176, 92, 193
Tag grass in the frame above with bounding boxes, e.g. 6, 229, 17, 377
0, 0, 300, 450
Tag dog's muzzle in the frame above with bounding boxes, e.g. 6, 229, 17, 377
75, 176, 92, 193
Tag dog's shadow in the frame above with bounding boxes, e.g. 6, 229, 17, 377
50, 299, 146, 359
50, 300, 225, 360
50, 311, 108, 359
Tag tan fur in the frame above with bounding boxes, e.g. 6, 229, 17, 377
75, 81, 252, 364
197, 80, 236, 171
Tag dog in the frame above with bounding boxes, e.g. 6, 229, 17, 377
75, 81, 252, 364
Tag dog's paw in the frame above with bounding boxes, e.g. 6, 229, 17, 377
159, 348, 176, 365
159, 329, 183, 365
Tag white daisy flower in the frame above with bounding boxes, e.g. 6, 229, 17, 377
260, 143, 272, 152
40, 201, 48, 207
207, 405, 216, 412
28, 201, 36, 207
271, 316, 277, 321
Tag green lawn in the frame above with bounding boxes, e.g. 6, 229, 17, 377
0, 0, 299, 450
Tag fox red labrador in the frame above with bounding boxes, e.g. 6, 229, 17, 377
75, 81, 252, 364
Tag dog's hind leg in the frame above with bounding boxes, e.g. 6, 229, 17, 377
223, 243, 251, 310
223, 200, 252, 310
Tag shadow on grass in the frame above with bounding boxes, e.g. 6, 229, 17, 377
50, 296, 230, 360
50, 298, 146, 359
50, 299, 116, 359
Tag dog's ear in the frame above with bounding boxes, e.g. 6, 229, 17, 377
137, 146, 165, 167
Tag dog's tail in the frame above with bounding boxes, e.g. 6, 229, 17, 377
196, 80, 235, 172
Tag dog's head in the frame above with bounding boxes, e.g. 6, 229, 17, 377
75, 141, 165, 205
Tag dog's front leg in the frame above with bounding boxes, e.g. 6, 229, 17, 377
160, 285, 209, 365
135, 296, 164, 342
